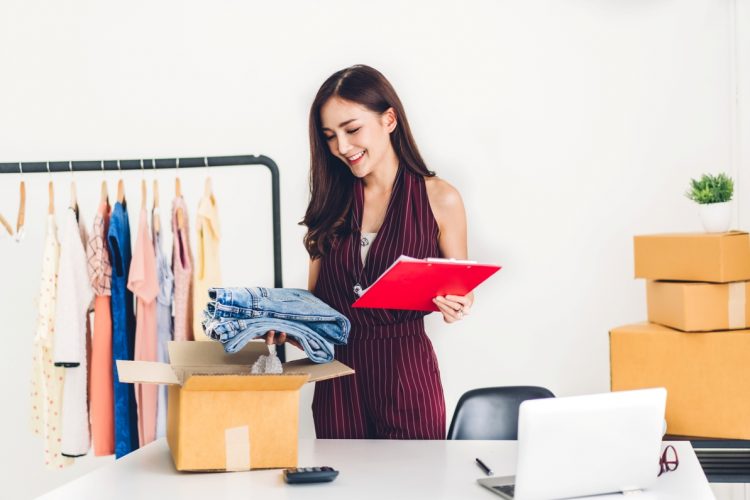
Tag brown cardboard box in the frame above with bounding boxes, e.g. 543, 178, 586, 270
647, 280, 750, 332
634, 232, 750, 282
610, 322, 750, 439
117, 341, 354, 471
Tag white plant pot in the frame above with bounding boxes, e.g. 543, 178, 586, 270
699, 201, 732, 233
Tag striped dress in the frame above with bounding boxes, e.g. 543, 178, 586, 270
312, 166, 446, 439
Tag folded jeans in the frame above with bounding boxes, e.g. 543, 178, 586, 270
202, 287, 350, 363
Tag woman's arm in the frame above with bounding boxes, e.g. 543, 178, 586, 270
308, 257, 321, 292
425, 176, 474, 323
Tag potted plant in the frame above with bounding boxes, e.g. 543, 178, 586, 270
685, 173, 734, 233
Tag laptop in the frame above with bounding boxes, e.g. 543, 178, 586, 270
477, 388, 667, 500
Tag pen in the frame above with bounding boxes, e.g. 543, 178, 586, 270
475, 457, 493, 476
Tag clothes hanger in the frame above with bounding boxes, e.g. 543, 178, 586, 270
203, 156, 214, 202
176, 157, 185, 230
15, 162, 26, 242
100, 160, 109, 205
47, 161, 54, 215
0, 161, 26, 239
0, 162, 27, 240
140, 159, 147, 211
152, 159, 160, 234
0, 180, 12, 237
175, 157, 182, 197
117, 160, 126, 204
0, 213, 12, 237
69, 161, 79, 218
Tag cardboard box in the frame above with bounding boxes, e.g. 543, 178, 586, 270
634, 232, 750, 283
117, 341, 354, 472
647, 280, 750, 332
610, 322, 750, 439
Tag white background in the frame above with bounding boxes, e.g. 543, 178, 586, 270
0, 0, 748, 498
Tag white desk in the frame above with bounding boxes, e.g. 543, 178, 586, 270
39, 440, 714, 499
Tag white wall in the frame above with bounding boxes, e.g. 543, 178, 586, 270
0, 0, 745, 497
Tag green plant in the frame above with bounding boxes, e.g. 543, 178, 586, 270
686, 173, 734, 204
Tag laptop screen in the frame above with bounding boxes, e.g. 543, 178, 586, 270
513, 388, 666, 499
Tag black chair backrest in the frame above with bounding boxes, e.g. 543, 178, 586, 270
447, 386, 555, 440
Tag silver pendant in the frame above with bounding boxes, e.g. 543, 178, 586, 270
353, 284, 364, 297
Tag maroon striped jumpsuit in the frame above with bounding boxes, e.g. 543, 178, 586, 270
312, 166, 446, 439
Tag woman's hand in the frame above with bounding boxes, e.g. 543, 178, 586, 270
263, 330, 302, 350
433, 293, 473, 324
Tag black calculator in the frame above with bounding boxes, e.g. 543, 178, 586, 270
283, 466, 339, 484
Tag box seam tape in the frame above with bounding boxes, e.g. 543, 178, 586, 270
728, 282, 746, 329
225, 425, 251, 471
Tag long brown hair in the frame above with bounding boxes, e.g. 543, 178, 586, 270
301, 64, 435, 259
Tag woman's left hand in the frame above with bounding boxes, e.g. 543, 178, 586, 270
433, 293, 473, 324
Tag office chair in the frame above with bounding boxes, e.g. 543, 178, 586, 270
447, 386, 555, 440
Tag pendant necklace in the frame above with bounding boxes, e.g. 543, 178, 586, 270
353, 233, 370, 298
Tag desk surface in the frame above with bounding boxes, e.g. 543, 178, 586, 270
39, 439, 713, 499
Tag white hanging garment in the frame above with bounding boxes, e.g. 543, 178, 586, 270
52, 207, 94, 457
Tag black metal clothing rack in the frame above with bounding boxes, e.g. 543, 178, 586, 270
1, 154, 285, 360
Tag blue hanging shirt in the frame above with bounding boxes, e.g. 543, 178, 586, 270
108, 201, 139, 458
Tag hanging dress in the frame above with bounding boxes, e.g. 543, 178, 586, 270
128, 207, 159, 447
30, 214, 73, 468
87, 201, 114, 456
153, 208, 174, 439
108, 201, 139, 458
53, 207, 94, 457
171, 196, 194, 341
192, 192, 221, 340
312, 166, 446, 439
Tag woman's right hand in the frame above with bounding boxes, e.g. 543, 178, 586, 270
264, 330, 302, 350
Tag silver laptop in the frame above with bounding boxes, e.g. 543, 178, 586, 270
477, 388, 667, 500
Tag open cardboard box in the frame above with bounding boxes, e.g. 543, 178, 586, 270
117, 341, 354, 472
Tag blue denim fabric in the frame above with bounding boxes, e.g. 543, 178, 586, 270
202, 287, 350, 363
108, 202, 139, 458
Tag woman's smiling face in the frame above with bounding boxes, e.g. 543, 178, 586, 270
320, 97, 397, 178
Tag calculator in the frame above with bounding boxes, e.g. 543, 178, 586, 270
283, 466, 339, 484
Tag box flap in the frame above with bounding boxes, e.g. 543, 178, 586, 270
282, 359, 355, 382
168, 340, 267, 366
182, 373, 310, 391
636, 231, 748, 239
170, 365, 256, 384
116, 360, 180, 385
610, 321, 750, 335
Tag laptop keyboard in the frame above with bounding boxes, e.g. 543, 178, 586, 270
492, 484, 516, 498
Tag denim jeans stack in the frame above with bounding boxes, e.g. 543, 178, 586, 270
202, 287, 351, 363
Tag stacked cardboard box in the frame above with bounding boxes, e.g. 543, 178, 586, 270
610, 231, 750, 439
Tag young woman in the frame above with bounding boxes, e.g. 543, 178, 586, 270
270, 64, 473, 439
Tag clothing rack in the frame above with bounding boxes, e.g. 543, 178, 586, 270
0, 154, 285, 360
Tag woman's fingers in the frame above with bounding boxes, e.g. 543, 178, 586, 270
434, 296, 464, 314
433, 297, 461, 323
265, 331, 301, 349
279, 333, 303, 350
445, 294, 472, 315
433, 294, 474, 323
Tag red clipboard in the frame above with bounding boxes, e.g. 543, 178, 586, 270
352, 255, 501, 311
